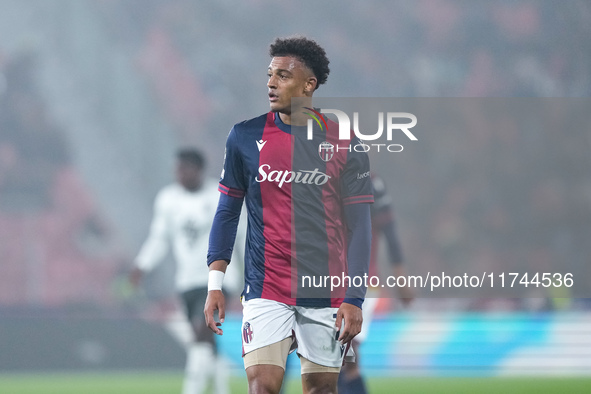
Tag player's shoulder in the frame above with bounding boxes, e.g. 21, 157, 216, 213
159, 183, 183, 194
371, 173, 386, 193
370, 174, 392, 210
232, 112, 269, 134
159, 183, 187, 199
153, 183, 182, 207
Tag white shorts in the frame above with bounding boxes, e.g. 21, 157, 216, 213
241, 298, 354, 368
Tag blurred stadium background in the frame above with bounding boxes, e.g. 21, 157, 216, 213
0, 0, 590, 393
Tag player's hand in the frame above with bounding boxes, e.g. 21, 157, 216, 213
397, 284, 415, 307
204, 290, 225, 335
335, 302, 363, 344
128, 267, 143, 288
392, 265, 414, 307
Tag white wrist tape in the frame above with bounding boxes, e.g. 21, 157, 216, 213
208, 270, 225, 291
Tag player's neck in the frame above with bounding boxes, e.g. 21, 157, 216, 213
182, 182, 202, 193
278, 111, 307, 127
278, 95, 313, 126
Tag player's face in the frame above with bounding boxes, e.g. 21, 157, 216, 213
267, 56, 316, 114
176, 160, 202, 191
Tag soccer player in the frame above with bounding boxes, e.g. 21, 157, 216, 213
205, 36, 374, 394
338, 173, 414, 394
130, 149, 230, 394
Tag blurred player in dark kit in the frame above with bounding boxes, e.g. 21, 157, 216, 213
338, 173, 414, 394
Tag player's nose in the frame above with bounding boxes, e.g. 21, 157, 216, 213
267, 75, 277, 88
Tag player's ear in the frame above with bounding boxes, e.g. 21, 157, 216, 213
305, 77, 317, 94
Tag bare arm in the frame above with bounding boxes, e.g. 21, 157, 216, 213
204, 260, 229, 335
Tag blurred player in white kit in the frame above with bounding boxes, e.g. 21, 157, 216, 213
130, 148, 240, 394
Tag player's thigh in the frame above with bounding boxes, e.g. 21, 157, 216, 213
244, 336, 293, 371
241, 298, 295, 360
300, 357, 339, 394
246, 363, 285, 394
294, 306, 345, 369
244, 337, 292, 393
242, 300, 295, 393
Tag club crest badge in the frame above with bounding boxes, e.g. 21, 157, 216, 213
243, 322, 253, 344
318, 141, 334, 162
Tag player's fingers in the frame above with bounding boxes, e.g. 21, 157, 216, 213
337, 316, 349, 342
341, 319, 360, 343
338, 329, 348, 343
211, 318, 223, 335
203, 302, 211, 324
205, 313, 215, 332
218, 299, 225, 324
351, 319, 362, 338
204, 300, 221, 335
339, 313, 361, 343
339, 329, 355, 344
335, 310, 343, 332
204, 307, 215, 332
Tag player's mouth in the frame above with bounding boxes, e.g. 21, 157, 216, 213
268, 92, 279, 102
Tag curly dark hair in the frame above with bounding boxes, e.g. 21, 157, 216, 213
269, 36, 330, 90
177, 148, 205, 168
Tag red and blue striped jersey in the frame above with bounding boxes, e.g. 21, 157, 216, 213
219, 111, 373, 307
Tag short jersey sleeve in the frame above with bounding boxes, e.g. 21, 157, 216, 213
218, 126, 246, 198
340, 137, 374, 205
